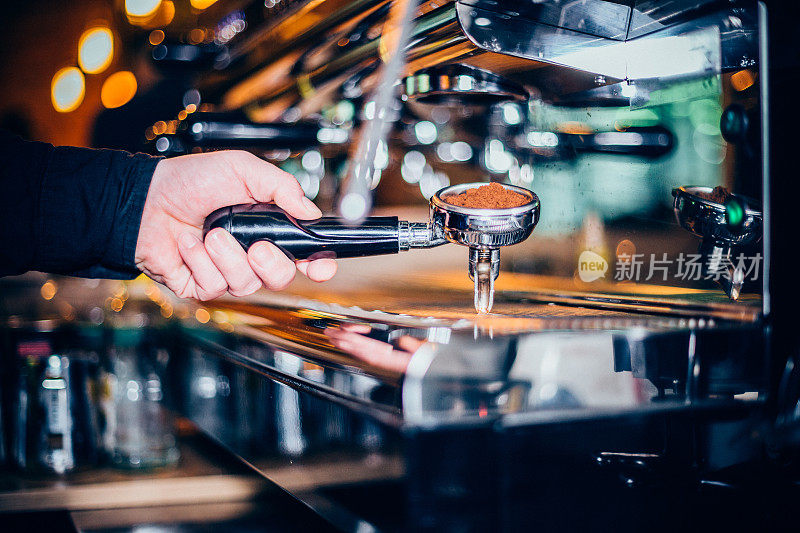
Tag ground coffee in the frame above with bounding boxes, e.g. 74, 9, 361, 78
694, 186, 731, 204
443, 182, 529, 209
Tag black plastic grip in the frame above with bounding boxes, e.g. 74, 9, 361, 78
203, 204, 400, 260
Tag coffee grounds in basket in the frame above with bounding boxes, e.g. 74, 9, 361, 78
443, 182, 529, 209
693, 186, 732, 204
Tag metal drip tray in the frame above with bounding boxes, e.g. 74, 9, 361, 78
183, 275, 764, 428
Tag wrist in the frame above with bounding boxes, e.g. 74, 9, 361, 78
134, 157, 168, 271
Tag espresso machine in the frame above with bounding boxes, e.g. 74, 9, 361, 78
131, 0, 800, 530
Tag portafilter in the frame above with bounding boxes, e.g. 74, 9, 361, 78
204, 183, 540, 313
672, 186, 762, 300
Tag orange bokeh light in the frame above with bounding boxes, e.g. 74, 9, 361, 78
101, 71, 138, 109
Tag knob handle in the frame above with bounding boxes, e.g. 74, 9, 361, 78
204, 204, 401, 260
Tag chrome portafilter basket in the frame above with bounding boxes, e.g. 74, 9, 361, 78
672, 186, 763, 300
205, 182, 540, 314
430, 183, 540, 312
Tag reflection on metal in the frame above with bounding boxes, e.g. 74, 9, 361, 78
457, 0, 755, 79
203, 182, 538, 313
182, 293, 765, 430
148, 112, 332, 155
110, 1, 773, 526
470, 248, 498, 314
168, 290, 766, 530
403, 64, 527, 107
198, 0, 759, 115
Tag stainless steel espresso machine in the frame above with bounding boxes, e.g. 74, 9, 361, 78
112, 0, 800, 530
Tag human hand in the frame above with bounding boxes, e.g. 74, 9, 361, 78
324, 324, 424, 374
135, 150, 336, 300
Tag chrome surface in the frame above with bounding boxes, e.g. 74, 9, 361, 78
673, 186, 762, 247
0, 271, 770, 530
208, 0, 759, 118
456, 0, 756, 79
1, 1, 778, 528
429, 182, 539, 313
398, 221, 444, 250
430, 183, 539, 249
673, 186, 763, 300
0, 276, 766, 429
134, 0, 764, 314
402, 64, 528, 107
175, 290, 765, 429
469, 248, 498, 314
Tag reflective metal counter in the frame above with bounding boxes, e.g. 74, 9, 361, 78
158, 250, 767, 531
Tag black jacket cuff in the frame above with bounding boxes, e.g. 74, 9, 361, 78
36, 146, 161, 279
104, 154, 159, 277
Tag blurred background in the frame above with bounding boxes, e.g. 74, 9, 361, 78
0, 0, 225, 147
0, 0, 761, 292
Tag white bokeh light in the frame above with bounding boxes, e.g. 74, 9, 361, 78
414, 121, 437, 144
78, 27, 114, 74
51, 67, 85, 113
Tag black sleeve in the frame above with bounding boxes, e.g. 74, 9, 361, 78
0, 130, 161, 279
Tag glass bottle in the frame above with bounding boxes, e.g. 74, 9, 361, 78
105, 323, 178, 469
11, 319, 75, 474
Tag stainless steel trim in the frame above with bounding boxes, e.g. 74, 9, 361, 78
758, 1, 770, 317
398, 221, 445, 250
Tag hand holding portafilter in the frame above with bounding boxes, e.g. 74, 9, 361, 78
204, 183, 540, 313
135, 151, 336, 302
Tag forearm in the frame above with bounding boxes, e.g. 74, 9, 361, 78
0, 131, 160, 279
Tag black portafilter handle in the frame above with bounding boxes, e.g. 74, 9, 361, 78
203, 203, 401, 261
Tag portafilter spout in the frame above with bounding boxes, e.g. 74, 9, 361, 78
204, 183, 539, 313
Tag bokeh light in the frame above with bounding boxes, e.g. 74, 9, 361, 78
158, 0, 175, 25
125, 0, 162, 18
195, 308, 211, 323
126, 0, 173, 26
616, 239, 637, 260
41, 280, 57, 300
101, 71, 138, 109
78, 27, 114, 74
451, 141, 473, 162
188, 28, 206, 44
401, 151, 426, 183
730, 69, 755, 92
190, 0, 218, 9
414, 120, 437, 144
51, 67, 85, 113
149, 29, 165, 46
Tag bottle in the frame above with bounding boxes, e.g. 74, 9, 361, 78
11, 319, 75, 474
65, 325, 103, 468
105, 322, 178, 469
38, 353, 74, 474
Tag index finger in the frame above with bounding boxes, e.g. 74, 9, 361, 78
224, 151, 322, 220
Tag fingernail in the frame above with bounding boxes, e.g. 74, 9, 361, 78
301, 197, 322, 218
309, 259, 337, 281
250, 242, 276, 269
207, 229, 235, 250
179, 232, 199, 250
